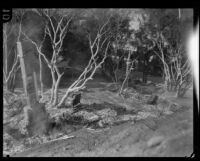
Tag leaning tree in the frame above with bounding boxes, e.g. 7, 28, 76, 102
57, 10, 113, 107
22, 9, 75, 106
21, 9, 113, 107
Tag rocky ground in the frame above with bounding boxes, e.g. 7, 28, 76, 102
3, 81, 193, 157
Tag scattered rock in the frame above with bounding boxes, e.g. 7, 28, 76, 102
155, 87, 165, 94
98, 117, 115, 127
6, 99, 26, 117
143, 104, 157, 111
157, 101, 181, 115
49, 108, 74, 120
3, 92, 16, 105
147, 80, 152, 84
163, 110, 173, 115
74, 111, 100, 122
85, 113, 100, 122
3, 133, 14, 151
169, 103, 181, 112
107, 83, 121, 92
147, 136, 164, 148
122, 87, 138, 99
123, 87, 137, 93
131, 93, 143, 101
116, 114, 137, 122
95, 108, 117, 118
4, 125, 25, 140
140, 86, 153, 95
39, 94, 51, 104
136, 111, 157, 120
157, 98, 171, 111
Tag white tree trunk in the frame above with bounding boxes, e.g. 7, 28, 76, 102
52, 66, 63, 106
39, 53, 44, 97
50, 67, 56, 104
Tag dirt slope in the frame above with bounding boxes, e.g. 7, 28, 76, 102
10, 82, 193, 157
12, 105, 192, 157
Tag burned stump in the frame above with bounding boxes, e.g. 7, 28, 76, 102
72, 93, 81, 107
146, 95, 159, 105
26, 102, 50, 136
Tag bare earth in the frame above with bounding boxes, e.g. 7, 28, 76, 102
7, 81, 193, 157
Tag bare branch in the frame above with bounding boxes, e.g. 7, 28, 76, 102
43, 11, 56, 42
55, 16, 72, 48
58, 25, 111, 107
5, 54, 19, 82
22, 31, 51, 68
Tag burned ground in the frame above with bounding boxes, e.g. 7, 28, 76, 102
3, 80, 193, 157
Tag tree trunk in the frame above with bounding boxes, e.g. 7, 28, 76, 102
39, 53, 44, 97
52, 73, 63, 106
33, 71, 39, 101
176, 81, 191, 98
17, 42, 29, 100
119, 70, 130, 95
142, 72, 147, 83
57, 90, 71, 107
8, 73, 16, 92
142, 60, 148, 83
50, 68, 56, 104
4, 81, 8, 92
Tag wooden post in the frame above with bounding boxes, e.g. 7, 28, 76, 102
26, 74, 37, 105
17, 41, 38, 107
17, 41, 31, 107
17, 41, 49, 136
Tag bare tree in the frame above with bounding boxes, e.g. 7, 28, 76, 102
3, 9, 27, 93
42, 9, 73, 106
119, 50, 137, 95
153, 33, 192, 97
22, 9, 73, 106
57, 19, 111, 107
22, 31, 46, 98
3, 22, 20, 93
110, 54, 124, 83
